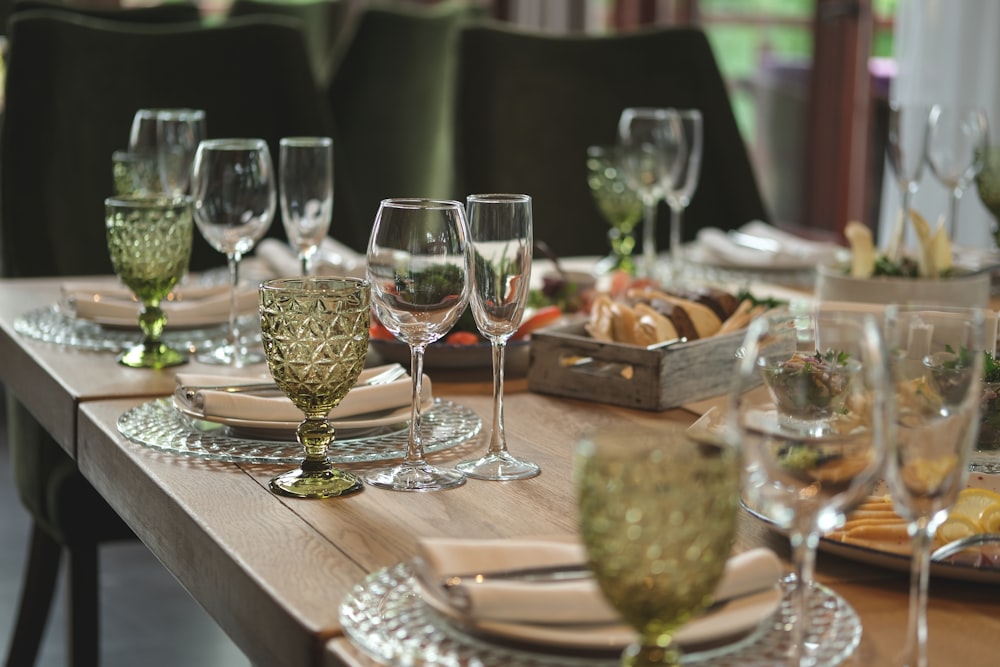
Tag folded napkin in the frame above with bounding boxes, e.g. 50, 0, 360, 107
695, 221, 845, 269
416, 537, 782, 626
256, 237, 365, 278
63, 279, 258, 327
173, 364, 430, 423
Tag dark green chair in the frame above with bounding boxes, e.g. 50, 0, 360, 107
453, 23, 770, 259
325, 0, 481, 252
8, 0, 203, 24
1, 11, 330, 665
226, 0, 348, 86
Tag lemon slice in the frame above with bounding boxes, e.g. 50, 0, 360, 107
979, 503, 1000, 533
937, 513, 982, 543
949, 487, 1000, 524
909, 209, 936, 278
844, 220, 874, 278
900, 455, 958, 495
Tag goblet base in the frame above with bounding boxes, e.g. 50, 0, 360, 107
454, 452, 540, 481
365, 462, 465, 492
269, 466, 364, 499
119, 342, 188, 369
196, 344, 265, 367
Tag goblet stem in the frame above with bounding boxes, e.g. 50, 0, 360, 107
641, 199, 657, 280
667, 204, 683, 284
624, 637, 682, 667
121, 300, 187, 368
788, 521, 820, 667
270, 415, 363, 499
898, 518, 934, 667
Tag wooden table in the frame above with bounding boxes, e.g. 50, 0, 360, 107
2, 278, 999, 666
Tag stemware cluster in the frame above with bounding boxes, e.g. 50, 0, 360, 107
886, 101, 989, 255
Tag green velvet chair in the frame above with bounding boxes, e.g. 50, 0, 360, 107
1, 11, 330, 665
325, 0, 482, 252
8, 0, 203, 24
226, 0, 348, 86
453, 23, 771, 259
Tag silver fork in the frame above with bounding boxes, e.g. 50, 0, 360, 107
179, 363, 407, 401
930, 533, 1000, 562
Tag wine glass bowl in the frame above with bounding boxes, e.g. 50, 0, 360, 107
279, 136, 334, 275
925, 104, 989, 238
576, 420, 740, 667
365, 198, 471, 491
662, 109, 703, 283
885, 102, 932, 259
259, 277, 369, 499
129, 108, 206, 196
455, 193, 539, 481
104, 194, 193, 368
733, 309, 889, 666
586, 145, 643, 275
192, 137, 276, 366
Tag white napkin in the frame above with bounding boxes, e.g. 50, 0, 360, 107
695, 221, 845, 269
255, 237, 365, 278
416, 537, 782, 626
173, 364, 430, 423
63, 279, 258, 327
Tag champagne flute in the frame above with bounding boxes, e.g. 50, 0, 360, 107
886, 102, 932, 259
365, 198, 471, 491
191, 138, 276, 367
104, 194, 193, 368
925, 104, 989, 239
259, 277, 369, 499
129, 108, 206, 195
732, 309, 889, 666
662, 109, 703, 283
455, 193, 539, 481
883, 305, 984, 667
576, 420, 740, 667
617, 107, 683, 280
279, 136, 334, 275
586, 145, 643, 275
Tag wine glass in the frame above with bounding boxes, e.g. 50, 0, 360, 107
662, 109, 703, 283
129, 108, 206, 196
112, 149, 160, 196
576, 420, 740, 667
731, 308, 889, 666
586, 145, 643, 275
455, 193, 539, 481
974, 145, 1000, 247
279, 136, 333, 275
104, 194, 193, 368
365, 198, 471, 491
883, 305, 984, 667
617, 107, 683, 280
925, 104, 989, 239
191, 138, 276, 367
885, 102, 932, 259
259, 277, 369, 499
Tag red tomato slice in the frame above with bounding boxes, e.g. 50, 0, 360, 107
369, 320, 394, 340
445, 331, 481, 345
512, 305, 562, 340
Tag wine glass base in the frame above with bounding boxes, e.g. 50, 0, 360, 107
364, 462, 465, 492
269, 466, 364, 499
119, 342, 188, 369
454, 453, 540, 481
196, 345, 265, 367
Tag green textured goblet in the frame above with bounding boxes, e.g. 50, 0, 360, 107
975, 146, 1000, 247
259, 277, 370, 499
105, 195, 193, 368
587, 145, 643, 275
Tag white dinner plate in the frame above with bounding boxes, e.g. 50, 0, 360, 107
412, 562, 781, 652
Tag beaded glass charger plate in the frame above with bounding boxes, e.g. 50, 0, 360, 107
117, 397, 481, 464
15, 305, 258, 353
339, 562, 861, 667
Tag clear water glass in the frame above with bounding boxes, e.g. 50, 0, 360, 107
279, 136, 333, 275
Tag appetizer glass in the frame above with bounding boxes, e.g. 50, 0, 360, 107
104, 195, 193, 368
259, 277, 369, 499
732, 309, 889, 667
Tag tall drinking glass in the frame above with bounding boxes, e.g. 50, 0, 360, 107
105, 195, 193, 368
617, 107, 683, 280
259, 277, 369, 499
577, 420, 740, 667
455, 194, 539, 481
192, 138, 276, 367
279, 137, 334, 275
365, 198, 471, 491
129, 108, 206, 196
662, 109, 703, 282
886, 102, 932, 259
732, 309, 889, 666
925, 104, 989, 238
884, 305, 984, 667
586, 145, 643, 275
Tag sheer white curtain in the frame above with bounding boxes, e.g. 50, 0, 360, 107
878, 0, 1000, 253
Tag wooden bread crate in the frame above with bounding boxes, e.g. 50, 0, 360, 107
527, 321, 745, 411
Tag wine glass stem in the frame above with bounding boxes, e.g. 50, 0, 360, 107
901, 518, 934, 667
788, 526, 820, 666
226, 252, 244, 367
641, 199, 657, 279
487, 339, 509, 456
668, 204, 683, 283
404, 345, 428, 467
948, 188, 963, 240
300, 253, 309, 276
